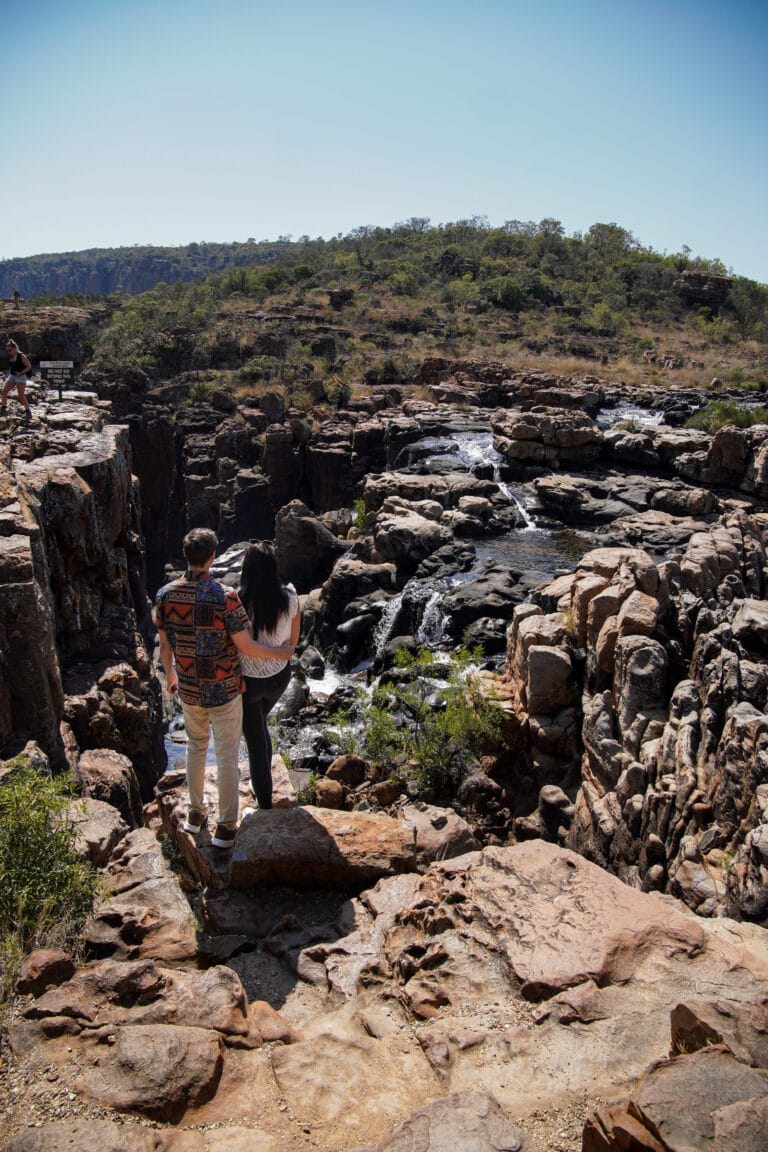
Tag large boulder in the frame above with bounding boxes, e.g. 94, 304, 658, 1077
229, 807, 418, 888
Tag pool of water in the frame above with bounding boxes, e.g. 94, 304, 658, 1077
476, 527, 596, 576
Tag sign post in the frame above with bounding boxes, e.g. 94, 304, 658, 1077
39, 360, 74, 402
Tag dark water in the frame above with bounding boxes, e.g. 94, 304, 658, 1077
476, 527, 596, 578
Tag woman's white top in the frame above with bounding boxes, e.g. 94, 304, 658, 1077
239, 584, 299, 679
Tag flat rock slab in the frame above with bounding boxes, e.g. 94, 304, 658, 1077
347, 1090, 525, 1152
389, 840, 705, 1001
8, 1121, 280, 1152
229, 806, 417, 888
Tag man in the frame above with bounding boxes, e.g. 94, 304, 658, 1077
156, 528, 294, 848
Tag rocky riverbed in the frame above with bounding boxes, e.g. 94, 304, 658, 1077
2, 359, 768, 1150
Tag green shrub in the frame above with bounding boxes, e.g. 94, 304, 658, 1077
686, 400, 768, 432
359, 648, 504, 795
0, 762, 97, 1000
326, 704, 364, 757
481, 276, 528, 312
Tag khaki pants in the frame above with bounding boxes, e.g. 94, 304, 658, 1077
182, 694, 242, 829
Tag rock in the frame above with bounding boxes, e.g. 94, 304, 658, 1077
526, 645, 572, 714
76, 1023, 224, 1119
732, 598, 768, 650
326, 754, 368, 788
21, 958, 251, 1042
399, 803, 481, 866
348, 1091, 524, 1152
7, 1120, 157, 1152
584, 1047, 768, 1151
374, 509, 451, 569
76, 747, 143, 828
671, 1000, 768, 1068
229, 807, 417, 888
65, 796, 129, 866
14, 949, 76, 997
616, 590, 659, 638
83, 827, 198, 966
316, 777, 346, 809
275, 500, 350, 593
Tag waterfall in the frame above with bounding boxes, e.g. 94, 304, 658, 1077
417, 589, 448, 645
451, 431, 540, 532
373, 591, 405, 655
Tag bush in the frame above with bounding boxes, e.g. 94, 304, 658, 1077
359, 648, 505, 794
0, 762, 97, 999
686, 400, 768, 432
481, 276, 528, 312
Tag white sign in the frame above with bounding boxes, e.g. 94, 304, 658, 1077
39, 360, 75, 399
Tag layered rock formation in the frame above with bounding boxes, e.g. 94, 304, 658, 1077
504, 513, 768, 921
0, 397, 163, 791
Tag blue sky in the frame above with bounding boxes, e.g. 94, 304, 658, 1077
4, 0, 767, 282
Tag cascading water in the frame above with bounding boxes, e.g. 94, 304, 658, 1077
451, 431, 540, 532
373, 591, 405, 656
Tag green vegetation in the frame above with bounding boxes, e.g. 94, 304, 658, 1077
0, 760, 97, 1000
685, 400, 768, 432
328, 648, 504, 795
7, 217, 767, 397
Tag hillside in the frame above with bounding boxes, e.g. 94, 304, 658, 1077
76, 218, 768, 402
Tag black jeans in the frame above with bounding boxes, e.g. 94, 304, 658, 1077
242, 665, 291, 809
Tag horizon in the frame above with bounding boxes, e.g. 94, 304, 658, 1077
6, 0, 768, 284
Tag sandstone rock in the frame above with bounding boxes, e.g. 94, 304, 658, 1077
7, 1120, 157, 1152
316, 777, 346, 809
584, 1047, 768, 1151
526, 645, 572, 714
76, 1023, 224, 1119
347, 1090, 524, 1152
374, 509, 451, 569
616, 590, 659, 638
65, 796, 129, 866
275, 499, 350, 593
229, 807, 417, 888
399, 803, 481, 866
76, 747, 143, 828
22, 958, 251, 1041
671, 1000, 768, 1068
14, 949, 76, 997
83, 827, 198, 966
326, 754, 368, 787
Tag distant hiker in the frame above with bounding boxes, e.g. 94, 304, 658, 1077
155, 528, 295, 849
238, 540, 301, 810
12, 288, 20, 308
1, 339, 33, 421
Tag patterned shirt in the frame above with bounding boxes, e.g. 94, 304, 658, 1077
155, 571, 250, 707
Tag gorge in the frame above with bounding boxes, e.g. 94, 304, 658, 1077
1, 306, 768, 1152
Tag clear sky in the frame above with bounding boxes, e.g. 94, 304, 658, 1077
4, 0, 767, 282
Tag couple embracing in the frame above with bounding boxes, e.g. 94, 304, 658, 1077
156, 528, 301, 849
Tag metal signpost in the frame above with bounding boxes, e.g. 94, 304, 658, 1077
39, 360, 74, 401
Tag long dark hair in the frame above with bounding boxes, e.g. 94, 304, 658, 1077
239, 541, 289, 635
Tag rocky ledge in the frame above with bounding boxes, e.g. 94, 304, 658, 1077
0, 394, 164, 793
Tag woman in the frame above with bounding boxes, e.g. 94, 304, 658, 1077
2, 339, 33, 421
238, 540, 301, 809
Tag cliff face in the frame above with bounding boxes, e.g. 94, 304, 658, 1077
0, 243, 278, 299
505, 514, 768, 921
0, 403, 163, 794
